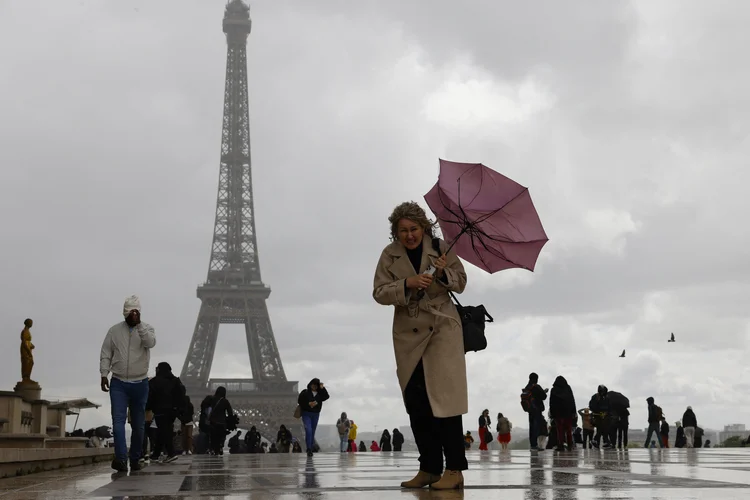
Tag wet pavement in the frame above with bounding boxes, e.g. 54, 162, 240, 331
0, 449, 749, 499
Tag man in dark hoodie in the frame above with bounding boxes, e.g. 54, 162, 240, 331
146, 362, 186, 463
682, 406, 698, 448
523, 373, 548, 451
643, 397, 664, 448
297, 378, 329, 456
549, 375, 576, 451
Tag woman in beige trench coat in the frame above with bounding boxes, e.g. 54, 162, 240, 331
373, 201, 468, 490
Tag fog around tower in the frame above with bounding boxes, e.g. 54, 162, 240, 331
0, 0, 749, 434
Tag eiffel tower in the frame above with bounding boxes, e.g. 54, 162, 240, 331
181, 0, 299, 439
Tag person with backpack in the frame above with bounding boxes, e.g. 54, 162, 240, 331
146, 362, 186, 463
336, 412, 351, 453
682, 406, 698, 448
521, 373, 548, 451
643, 397, 664, 448
495, 413, 512, 451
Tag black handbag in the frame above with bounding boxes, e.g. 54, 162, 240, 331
450, 290, 493, 353
431, 238, 494, 353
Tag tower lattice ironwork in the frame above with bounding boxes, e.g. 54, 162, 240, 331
181, 0, 299, 439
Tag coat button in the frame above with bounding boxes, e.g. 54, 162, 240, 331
412, 328, 418, 333
429, 327, 433, 331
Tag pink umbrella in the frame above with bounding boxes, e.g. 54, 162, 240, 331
424, 159, 548, 273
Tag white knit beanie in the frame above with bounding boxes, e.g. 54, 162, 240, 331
123, 295, 141, 317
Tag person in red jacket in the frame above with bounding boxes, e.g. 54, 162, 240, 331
370, 440, 381, 452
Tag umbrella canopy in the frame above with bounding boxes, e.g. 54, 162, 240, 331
608, 391, 630, 410
424, 159, 548, 273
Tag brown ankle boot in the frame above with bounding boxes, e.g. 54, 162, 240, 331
429, 469, 464, 490
400, 470, 441, 488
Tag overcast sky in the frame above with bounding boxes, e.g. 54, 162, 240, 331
1, 0, 748, 436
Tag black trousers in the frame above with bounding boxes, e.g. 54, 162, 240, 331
404, 359, 467, 475
153, 414, 175, 458
617, 423, 629, 448
210, 425, 227, 454
583, 429, 594, 448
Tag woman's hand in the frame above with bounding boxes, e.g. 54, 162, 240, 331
406, 274, 433, 290
433, 254, 447, 277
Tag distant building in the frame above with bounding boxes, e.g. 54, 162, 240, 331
719, 424, 749, 444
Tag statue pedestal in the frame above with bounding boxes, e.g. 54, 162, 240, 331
14, 381, 42, 401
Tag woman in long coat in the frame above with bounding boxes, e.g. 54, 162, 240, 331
373, 201, 468, 490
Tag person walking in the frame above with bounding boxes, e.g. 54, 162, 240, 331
682, 406, 698, 448
336, 412, 351, 453
297, 378, 329, 456
522, 373, 548, 451
99, 295, 156, 472
643, 397, 664, 448
393, 429, 405, 451
373, 202, 469, 490
208, 386, 236, 455
549, 376, 576, 451
146, 361, 185, 463
478, 409, 491, 451
495, 413, 512, 451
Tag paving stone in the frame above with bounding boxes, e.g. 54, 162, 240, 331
0, 449, 749, 498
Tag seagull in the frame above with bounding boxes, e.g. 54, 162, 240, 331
619, 350, 626, 358
668, 332, 676, 343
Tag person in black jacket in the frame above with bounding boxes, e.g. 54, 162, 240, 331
392, 429, 405, 452
380, 429, 393, 452
245, 426, 261, 453
208, 386, 236, 455
549, 375, 576, 451
297, 378, 329, 456
682, 406, 698, 448
146, 362, 186, 463
524, 373, 548, 450
277, 425, 293, 453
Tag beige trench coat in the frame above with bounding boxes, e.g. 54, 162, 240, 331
373, 237, 468, 418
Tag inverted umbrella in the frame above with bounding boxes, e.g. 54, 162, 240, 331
424, 159, 548, 273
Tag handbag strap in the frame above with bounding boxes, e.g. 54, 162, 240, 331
431, 238, 494, 323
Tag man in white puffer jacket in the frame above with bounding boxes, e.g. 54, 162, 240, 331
100, 295, 156, 472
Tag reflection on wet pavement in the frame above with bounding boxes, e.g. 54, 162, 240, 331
0, 449, 749, 498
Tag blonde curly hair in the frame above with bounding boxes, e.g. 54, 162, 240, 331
388, 201, 436, 241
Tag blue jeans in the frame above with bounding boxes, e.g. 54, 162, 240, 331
110, 377, 149, 462
339, 433, 349, 452
644, 423, 664, 448
301, 412, 320, 451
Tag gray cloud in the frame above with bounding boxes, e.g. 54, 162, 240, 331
0, 0, 748, 435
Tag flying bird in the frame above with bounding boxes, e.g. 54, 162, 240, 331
668, 332, 676, 343
619, 350, 626, 358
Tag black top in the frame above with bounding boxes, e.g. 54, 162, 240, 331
298, 387, 330, 414
146, 370, 186, 415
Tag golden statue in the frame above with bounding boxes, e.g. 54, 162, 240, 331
20, 318, 35, 383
